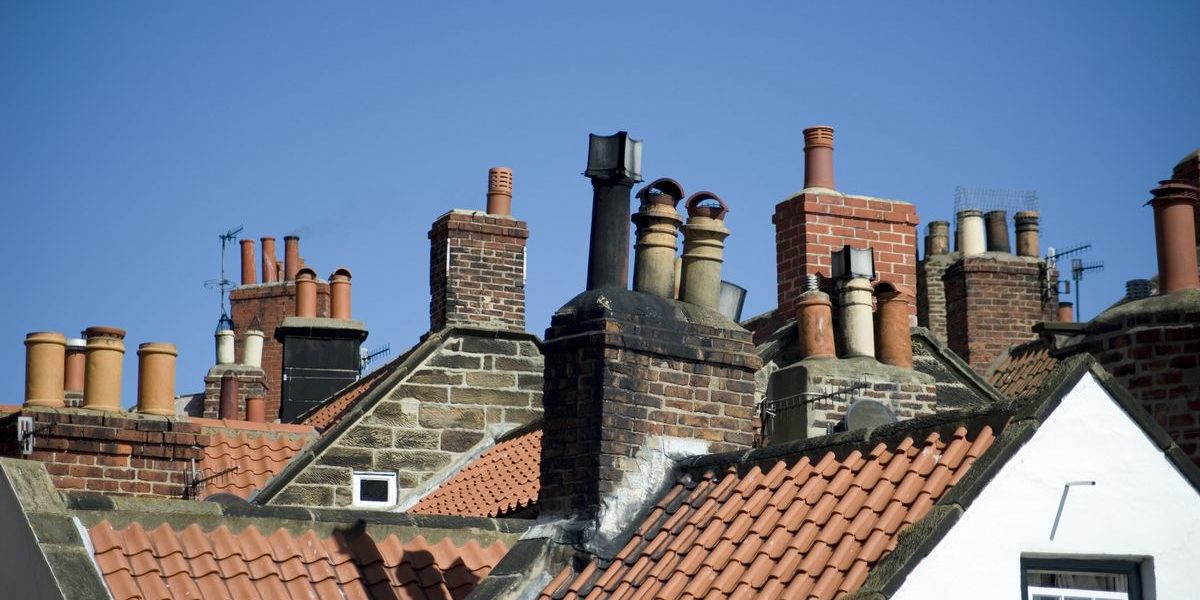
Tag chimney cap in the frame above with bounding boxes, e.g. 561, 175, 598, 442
67, 338, 87, 348
636, 178, 685, 205
584, 131, 643, 182
84, 326, 126, 339
284, 234, 300, 241
137, 342, 178, 356
330, 267, 352, 281
1147, 179, 1199, 205
873, 280, 915, 301
831, 245, 876, 281
685, 191, 728, 219
803, 126, 835, 148
296, 267, 317, 280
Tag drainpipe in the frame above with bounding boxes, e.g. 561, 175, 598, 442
839, 278, 875, 358
83, 326, 125, 412
487, 167, 513, 216
803, 126, 835, 190
260, 237, 277, 283
1148, 179, 1200, 293
330, 268, 352, 319
679, 192, 731, 311
984, 210, 1011, 253
875, 283, 914, 368
24, 332, 66, 408
295, 267, 317, 317
218, 372, 239, 420
243, 330, 264, 368
1014, 212, 1040, 258
240, 239, 256, 285
797, 275, 836, 359
64, 338, 86, 397
631, 178, 684, 298
957, 209, 986, 256
136, 343, 177, 416
284, 236, 300, 282
926, 221, 950, 257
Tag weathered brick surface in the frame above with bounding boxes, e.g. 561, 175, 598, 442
917, 253, 955, 343
774, 191, 919, 320
944, 253, 1058, 375
202, 366, 266, 419
230, 281, 330, 421
538, 291, 762, 517
269, 331, 543, 508
429, 210, 527, 333
0, 408, 203, 498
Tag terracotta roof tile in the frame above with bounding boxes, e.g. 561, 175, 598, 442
408, 426, 542, 518
989, 340, 1063, 398
540, 423, 998, 600
90, 521, 507, 600
191, 418, 318, 500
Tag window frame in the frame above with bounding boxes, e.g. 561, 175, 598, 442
1020, 557, 1143, 600
351, 470, 398, 508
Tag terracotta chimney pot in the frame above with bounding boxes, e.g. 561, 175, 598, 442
83, 326, 126, 412
1057, 301, 1074, 323
136, 342, 177, 416
216, 329, 235, 365
260, 237, 277, 283
1148, 180, 1200, 294
295, 267, 318, 318
875, 283, 915, 368
839, 278, 875, 358
1014, 211, 1040, 258
284, 236, 300, 281
218, 372, 239, 420
984, 210, 1011, 253
632, 178, 685, 298
486, 167, 514, 216
243, 330, 264, 368
957, 209, 986, 256
245, 396, 265, 423
64, 338, 86, 394
24, 332, 66, 408
802, 126, 835, 190
797, 287, 836, 360
926, 221, 950, 257
239, 239, 256, 285
330, 267, 352, 319
679, 192, 731, 311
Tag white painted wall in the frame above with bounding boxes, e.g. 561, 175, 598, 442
892, 372, 1200, 600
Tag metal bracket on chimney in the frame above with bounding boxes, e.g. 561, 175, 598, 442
17, 416, 35, 456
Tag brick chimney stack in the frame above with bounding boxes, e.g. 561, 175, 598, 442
428, 167, 528, 332
917, 221, 955, 342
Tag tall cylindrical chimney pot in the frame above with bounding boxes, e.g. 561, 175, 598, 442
1014, 211, 1040, 258
631, 179, 684, 298
875, 284, 914, 368
984, 210, 1011, 253
957, 209, 986, 256
261, 237, 277, 283
1148, 180, 1200, 294
839, 278, 875, 358
243, 330, 264, 368
83, 326, 125, 412
927, 221, 950, 256
239, 239, 256, 285
218, 373, 239, 420
24, 332, 66, 408
797, 290, 836, 360
1057, 302, 1074, 323
330, 268, 352, 319
486, 167, 513, 216
216, 329, 235, 365
679, 193, 731, 311
284, 236, 300, 281
65, 338, 86, 394
136, 342, 177, 416
585, 182, 634, 291
296, 267, 318, 318
802, 126, 835, 190
245, 396, 265, 423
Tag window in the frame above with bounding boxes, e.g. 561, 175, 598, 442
351, 471, 397, 508
1022, 558, 1144, 600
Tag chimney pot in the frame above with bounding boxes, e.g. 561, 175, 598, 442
838, 278, 875, 358
216, 329, 235, 365
330, 267, 352, 319
926, 221, 950, 257
984, 210, 1011, 253
1057, 301, 1074, 323
64, 338, 86, 395
486, 167, 514, 216
136, 342, 177, 416
284, 236, 300, 281
218, 373, 239, 420
24, 332, 66, 408
802, 125, 835, 190
679, 192, 731, 311
260, 237, 277, 283
239, 239, 256, 285
1014, 211, 1040, 257
1148, 179, 1200, 294
632, 178, 685, 298
875, 283, 915, 368
584, 131, 642, 291
797, 289, 836, 360
83, 326, 126, 412
956, 209, 986, 256
243, 330, 264, 368
245, 396, 265, 423
295, 267, 318, 318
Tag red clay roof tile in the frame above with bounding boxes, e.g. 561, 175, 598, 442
989, 340, 1063, 399
408, 425, 542, 518
190, 419, 318, 500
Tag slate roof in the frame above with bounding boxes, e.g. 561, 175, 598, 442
409, 423, 542, 518
90, 520, 507, 600
191, 418, 318, 500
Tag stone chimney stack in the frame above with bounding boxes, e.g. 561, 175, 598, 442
428, 168, 528, 332
631, 178, 684, 298
1148, 180, 1199, 294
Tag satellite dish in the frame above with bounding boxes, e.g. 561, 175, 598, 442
841, 400, 898, 431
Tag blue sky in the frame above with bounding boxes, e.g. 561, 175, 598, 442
2, 2, 1197, 406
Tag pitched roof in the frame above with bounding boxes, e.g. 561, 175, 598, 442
539, 422, 998, 599
409, 424, 542, 518
90, 520, 508, 600
298, 353, 407, 430
988, 339, 1061, 399
191, 418, 318, 500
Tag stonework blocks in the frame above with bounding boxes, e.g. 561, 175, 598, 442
429, 211, 528, 333
917, 254, 955, 343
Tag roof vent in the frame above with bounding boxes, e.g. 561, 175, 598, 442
717, 281, 747, 322
838, 399, 898, 431
1126, 278, 1153, 300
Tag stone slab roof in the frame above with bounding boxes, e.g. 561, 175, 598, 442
409, 422, 542, 518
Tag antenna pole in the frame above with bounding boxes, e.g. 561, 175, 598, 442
207, 225, 243, 331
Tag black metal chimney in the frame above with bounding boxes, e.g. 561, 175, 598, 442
584, 131, 643, 290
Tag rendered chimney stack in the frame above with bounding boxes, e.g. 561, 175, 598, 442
802, 126, 835, 189
245, 396, 265, 423
243, 329, 264, 368
984, 210, 1011, 253
260, 237, 277, 283
926, 221, 950, 256
218, 372, 239, 420
486, 167, 513, 216
797, 275, 835, 359
875, 283, 915, 368
83, 326, 125, 412
284, 236, 300, 281
136, 342, 177, 416
1057, 301, 1074, 323
215, 329, 235, 365
240, 239, 256, 285
330, 268, 352, 319
679, 192, 731, 311
64, 338, 86, 396
957, 209, 986, 256
1148, 179, 1200, 293
1014, 211, 1040, 257
295, 267, 318, 317
24, 332, 66, 408
631, 178, 684, 298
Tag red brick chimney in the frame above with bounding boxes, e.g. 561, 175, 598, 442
428, 167, 528, 332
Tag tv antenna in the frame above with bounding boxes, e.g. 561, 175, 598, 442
1071, 258, 1104, 320
203, 226, 244, 331
360, 344, 391, 372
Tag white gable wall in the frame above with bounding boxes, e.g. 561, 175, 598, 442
892, 372, 1200, 600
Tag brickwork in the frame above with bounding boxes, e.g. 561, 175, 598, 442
202, 365, 266, 419
0, 408, 204, 498
429, 210, 528, 333
917, 253, 955, 343
229, 281, 330, 420
944, 253, 1058, 376
808, 376, 937, 436
538, 290, 761, 518
269, 331, 543, 508
774, 191, 919, 320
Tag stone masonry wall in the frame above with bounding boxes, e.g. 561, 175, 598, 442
429, 210, 527, 333
230, 281, 330, 421
269, 331, 543, 508
805, 376, 938, 437
774, 191, 919, 320
0, 408, 204, 498
917, 253, 955, 344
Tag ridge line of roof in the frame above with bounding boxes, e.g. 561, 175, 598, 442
911, 326, 1006, 404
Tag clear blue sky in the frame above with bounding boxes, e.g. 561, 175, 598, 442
2, 3, 1197, 407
